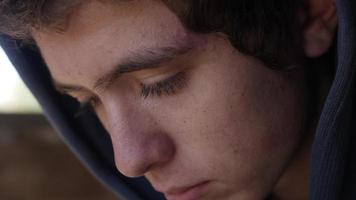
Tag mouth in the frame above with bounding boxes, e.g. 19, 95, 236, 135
159, 181, 210, 200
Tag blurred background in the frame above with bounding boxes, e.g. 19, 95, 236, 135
0, 46, 119, 200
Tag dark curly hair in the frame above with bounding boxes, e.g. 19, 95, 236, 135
0, 0, 304, 69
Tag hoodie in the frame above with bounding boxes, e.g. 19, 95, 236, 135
0, 0, 355, 199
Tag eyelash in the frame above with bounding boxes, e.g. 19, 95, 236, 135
75, 71, 187, 115
140, 71, 187, 99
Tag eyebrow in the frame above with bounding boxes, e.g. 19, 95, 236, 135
54, 44, 193, 95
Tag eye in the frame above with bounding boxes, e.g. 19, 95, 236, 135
140, 71, 187, 99
74, 70, 188, 116
74, 96, 100, 117
81, 96, 101, 108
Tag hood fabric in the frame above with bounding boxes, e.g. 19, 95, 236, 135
0, 0, 355, 199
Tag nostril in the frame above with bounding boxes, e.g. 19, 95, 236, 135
115, 157, 151, 178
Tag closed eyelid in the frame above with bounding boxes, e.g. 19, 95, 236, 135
92, 45, 194, 93
140, 70, 188, 99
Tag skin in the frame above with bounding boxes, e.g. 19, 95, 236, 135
32, 0, 319, 199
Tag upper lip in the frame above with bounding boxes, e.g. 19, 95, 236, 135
154, 181, 209, 196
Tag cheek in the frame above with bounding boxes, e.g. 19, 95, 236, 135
167, 60, 305, 151
218, 67, 306, 160
147, 54, 307, 187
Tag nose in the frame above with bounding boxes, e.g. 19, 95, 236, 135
102, 98, 176, 177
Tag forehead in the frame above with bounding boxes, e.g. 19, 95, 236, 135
33, 0, 189, 87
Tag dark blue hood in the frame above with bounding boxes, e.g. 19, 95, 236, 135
0, 0, 355, 199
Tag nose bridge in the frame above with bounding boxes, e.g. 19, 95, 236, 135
104, 96, 140, 135
102, 96, 175, 177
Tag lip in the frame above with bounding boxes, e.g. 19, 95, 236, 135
161, 181, 210, 200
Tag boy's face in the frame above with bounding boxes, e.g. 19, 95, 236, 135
33, 1, 308, 199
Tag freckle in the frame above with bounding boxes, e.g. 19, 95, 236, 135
153, 120, 159, 126
233, 148, 239, 154
240, 91, 246, 97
